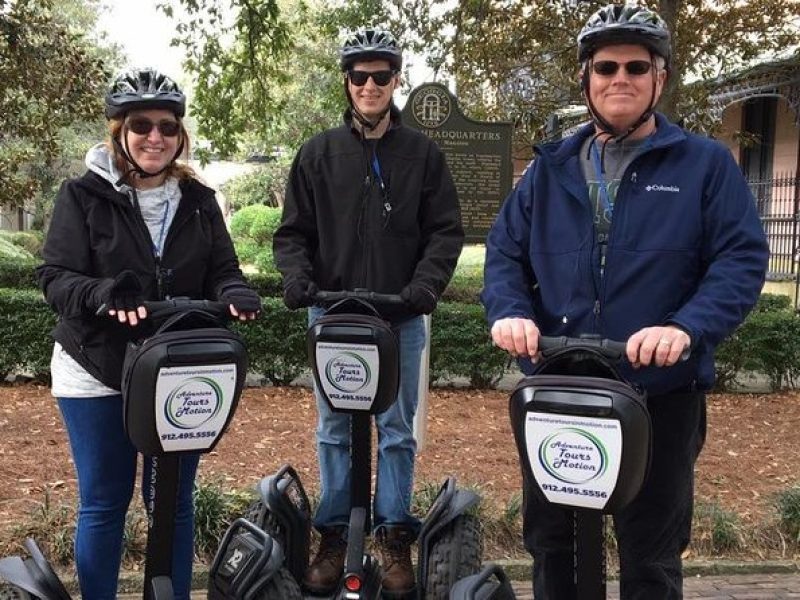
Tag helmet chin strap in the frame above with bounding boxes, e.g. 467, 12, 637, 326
582, 55, 659, 144
113, 130, 185, 187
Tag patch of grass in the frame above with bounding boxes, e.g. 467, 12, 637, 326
8, 491, 75, 565
775, 484, 800, 543
692, 500, 743, 554
193, 477, 255, 560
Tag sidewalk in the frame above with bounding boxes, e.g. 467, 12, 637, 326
510, 573, 800, 599
115, 568, 800, 599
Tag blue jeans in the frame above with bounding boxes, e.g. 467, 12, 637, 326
309, 308, 426, 535
58, 395, 200, 600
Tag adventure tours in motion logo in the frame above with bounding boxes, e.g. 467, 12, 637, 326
538, 428, 608, 484
325, 352, 371, 393
165, 377, 223, 429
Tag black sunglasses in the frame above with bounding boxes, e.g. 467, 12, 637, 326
348, 69, 396, 87
592, 59, 653, 77
126, 117, 182, 137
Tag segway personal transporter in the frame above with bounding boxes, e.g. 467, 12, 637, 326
0, 298, 250, 600
210, 289, 484, 600
508, 335, 653, 600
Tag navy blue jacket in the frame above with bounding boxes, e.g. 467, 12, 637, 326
481, 114, 769, 395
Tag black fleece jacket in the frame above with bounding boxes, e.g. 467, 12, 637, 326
37, 171, 249, 390
273, 107, 464, 321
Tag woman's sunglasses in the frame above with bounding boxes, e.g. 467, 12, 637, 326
348, 69, 396, 87
126, 117, 182, 137
592, 59, 653, 77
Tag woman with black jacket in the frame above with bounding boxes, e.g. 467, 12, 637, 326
36, 68, 261, 600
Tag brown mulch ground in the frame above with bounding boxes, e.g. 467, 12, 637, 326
1, 383, 799, 559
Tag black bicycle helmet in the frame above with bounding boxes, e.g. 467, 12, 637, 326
105, 68, 186, 119
577, 4, 671, 65
339, 28, 402, 72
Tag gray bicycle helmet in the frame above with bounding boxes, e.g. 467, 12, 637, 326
339, 28, 402, 72
105, 68, 186, 119
577, 4, 671, 65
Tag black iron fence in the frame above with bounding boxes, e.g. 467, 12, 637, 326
749, 172, 800, 284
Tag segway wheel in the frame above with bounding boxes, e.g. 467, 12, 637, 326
424, 514, 483, 599
245, 501, 282, 542
253, 567, 303, 600
0, 584, 31, 600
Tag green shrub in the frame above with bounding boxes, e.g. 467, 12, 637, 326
244, 271, 283, 298
775, 484, 800, 543
3, 287, 798, 392
430, 303, 508, 387
230, 205, 283, 273
715, 302, 800, 390
222, 161, 291, 210
0, 289, 55, 380
753, 292, 792, 313
0, 234, 34, 260
0, 257, 38, 288
232, 297, 309, 385
2, 230, 44, 257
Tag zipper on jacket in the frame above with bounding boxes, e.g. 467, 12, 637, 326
595, 165, 637, 329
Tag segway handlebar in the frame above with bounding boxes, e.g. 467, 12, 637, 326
538, 335, 690, 362
96, 297, 232, 320
313, 289, 404, 306
539, 335, 628, 359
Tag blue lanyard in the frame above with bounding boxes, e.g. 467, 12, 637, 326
153, 200, 170, 259
590, 143, 614, 219
371, 154, 385, 191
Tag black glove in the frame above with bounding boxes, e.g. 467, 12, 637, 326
219, 283, 262, 314
92, 270, 144, 315
283, 278, 318, 310
400, 283, 438, 315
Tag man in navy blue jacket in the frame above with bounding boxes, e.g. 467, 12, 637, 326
482, 5, 768, 599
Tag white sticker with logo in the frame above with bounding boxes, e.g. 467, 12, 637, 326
155, 363, 237, 452
526, 412, 622, 510
316, 342, 379, 411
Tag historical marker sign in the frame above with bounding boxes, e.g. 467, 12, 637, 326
402, 83, 513, 244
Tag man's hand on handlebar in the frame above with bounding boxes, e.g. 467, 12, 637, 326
490, 317, 541, 360
626, 325, 691, 369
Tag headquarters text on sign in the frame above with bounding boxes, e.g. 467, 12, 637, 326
402, 83, 513, 244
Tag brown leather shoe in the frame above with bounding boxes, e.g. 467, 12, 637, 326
302, 527, 347, 595
377, 527, 417, 598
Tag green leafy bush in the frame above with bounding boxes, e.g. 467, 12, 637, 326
0, 257, 38, 288
715, 294, 800, 390
0, 289, 54, 380
430, 303, 508, 388
230, 205, 283, 274
0, 234, 34, 260
1, 230, 44, 257
3, 287, 798, 391
222, 161, 291, 210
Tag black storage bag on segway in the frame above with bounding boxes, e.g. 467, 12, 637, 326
121, 308, 247, 456
307, 297, 399, 414
509, 343, 650, 513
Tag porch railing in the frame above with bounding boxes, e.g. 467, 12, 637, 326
748, 171, 800, 282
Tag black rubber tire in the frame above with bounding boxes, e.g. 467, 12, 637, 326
423, 514, 483, 600
254, 566, 303, 599
0, 584, 30, 600
244, 500, 285, 544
